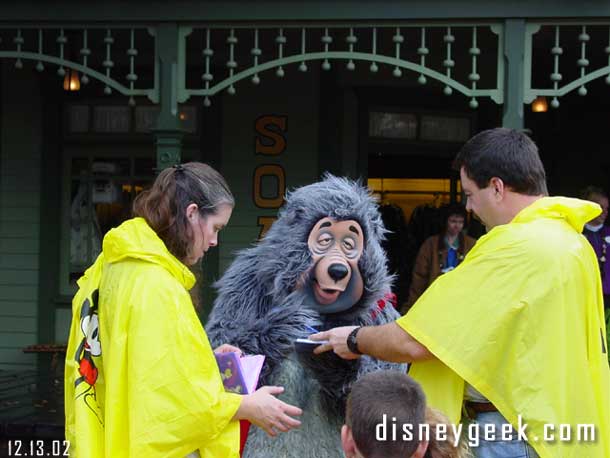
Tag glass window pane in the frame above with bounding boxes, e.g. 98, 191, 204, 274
93, 106, 131, 133
92, 159, 129, 176
68, 105, 90, 133
369, 112, 417, 139
66, 155, 155, 288
135, 106, 161, 133
420, 115, 470, 142
95, 201, 130, 237
69, 178, 102, 277
134, 157, 155, 176
130, 179, 153, 198
71, 157, 89, 177
92, 179, 122, 205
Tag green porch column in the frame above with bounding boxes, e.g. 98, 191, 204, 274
153, 24, 184, 171
155, 129, 183, 170
502, 19, 526, 130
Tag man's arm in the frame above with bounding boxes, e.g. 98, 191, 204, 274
311, 322, 434, 363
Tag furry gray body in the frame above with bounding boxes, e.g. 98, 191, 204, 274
206, 176, 405, 458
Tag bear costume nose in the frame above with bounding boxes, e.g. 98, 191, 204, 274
328, 263, 349, 281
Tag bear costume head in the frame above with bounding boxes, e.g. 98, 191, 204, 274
249, 174, 390, 318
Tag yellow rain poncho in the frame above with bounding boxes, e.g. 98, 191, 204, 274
65, 217, 241, 458
398, 197, 610, 458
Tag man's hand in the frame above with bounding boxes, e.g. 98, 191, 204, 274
311, 322, 434, 363
310, 326, 361, 360
213, 343, 242, 355
237, 386, 303, 437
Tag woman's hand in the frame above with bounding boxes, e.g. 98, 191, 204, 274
213, 344, 242, 355
235, 386, 302, 437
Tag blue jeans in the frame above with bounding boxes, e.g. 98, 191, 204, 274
472, 411, 539, 458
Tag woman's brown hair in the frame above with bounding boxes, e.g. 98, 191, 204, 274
133, 162, 234, 262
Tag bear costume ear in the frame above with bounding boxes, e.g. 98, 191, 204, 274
370, 213, 387, 241
286, 206, 305, 225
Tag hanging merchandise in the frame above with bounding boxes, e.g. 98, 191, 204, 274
92, 179, 121, 204
379, 204, 417, 309
70, 181, 102, 267
408, 203, 444, 249
92, 162, 121, 204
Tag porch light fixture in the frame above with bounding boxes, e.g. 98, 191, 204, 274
531, 96, 548, 113
63, 68, 81, 92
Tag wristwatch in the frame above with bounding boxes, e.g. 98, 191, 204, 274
347, 327, 362, 355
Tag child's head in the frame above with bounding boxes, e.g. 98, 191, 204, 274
424, 407, 470, 458
342, 371, 428, 458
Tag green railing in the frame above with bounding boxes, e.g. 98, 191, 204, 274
179, 23, 505, 108
524, 21, 610, 107
0, 26, 159, 105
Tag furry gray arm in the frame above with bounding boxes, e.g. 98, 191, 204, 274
206, 297, 316, 384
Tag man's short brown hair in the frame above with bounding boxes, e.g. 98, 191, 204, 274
346, 371, 426, 458
453, 128, 548, 196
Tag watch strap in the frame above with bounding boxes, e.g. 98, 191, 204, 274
347, 326, 362, 355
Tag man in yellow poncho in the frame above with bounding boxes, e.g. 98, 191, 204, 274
313, 128, 610, 458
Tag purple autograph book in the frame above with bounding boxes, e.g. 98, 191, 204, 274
215, 352, 265, 394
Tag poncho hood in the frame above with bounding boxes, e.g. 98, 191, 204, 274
511, 196, 600, 231
101, 217, 195, 290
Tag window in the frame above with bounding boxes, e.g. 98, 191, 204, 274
420, 115, 470, 143
59, 101, 200, 296
65, 103, 199, 135
369, 112, 417, 139
369, 109, 472, 144
135, 106, 161, 133
93, 106, 131, 133
68, 105, 90, 133
60, 153, 155, 294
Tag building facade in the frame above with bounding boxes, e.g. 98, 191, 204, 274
2, 0, 610, 372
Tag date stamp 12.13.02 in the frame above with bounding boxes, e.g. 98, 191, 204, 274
6, 440, 70, 457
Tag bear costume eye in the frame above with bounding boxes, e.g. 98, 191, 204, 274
342, 238, 355, 251
318, 235, 333, 247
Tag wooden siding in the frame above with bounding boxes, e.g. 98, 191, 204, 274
0, 62, 42, 370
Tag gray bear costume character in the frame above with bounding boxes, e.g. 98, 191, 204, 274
206, 175, 405, 458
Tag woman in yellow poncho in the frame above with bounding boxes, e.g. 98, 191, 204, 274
65, 162, 302, 458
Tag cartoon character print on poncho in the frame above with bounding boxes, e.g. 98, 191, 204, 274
74, 289, 103, 426
206, 175, 406, 458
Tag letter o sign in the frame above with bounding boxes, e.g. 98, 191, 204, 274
253, 164, 285, 208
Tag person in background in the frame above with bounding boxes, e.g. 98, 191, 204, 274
582, 186, 610, 303
405, 203, 476, 311
65, 162, 301, 458
581, 185, 610, 362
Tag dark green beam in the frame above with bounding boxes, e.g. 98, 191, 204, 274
2, 1, 610, 22
153, 24, 183, 171
502, 19, 526, 130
